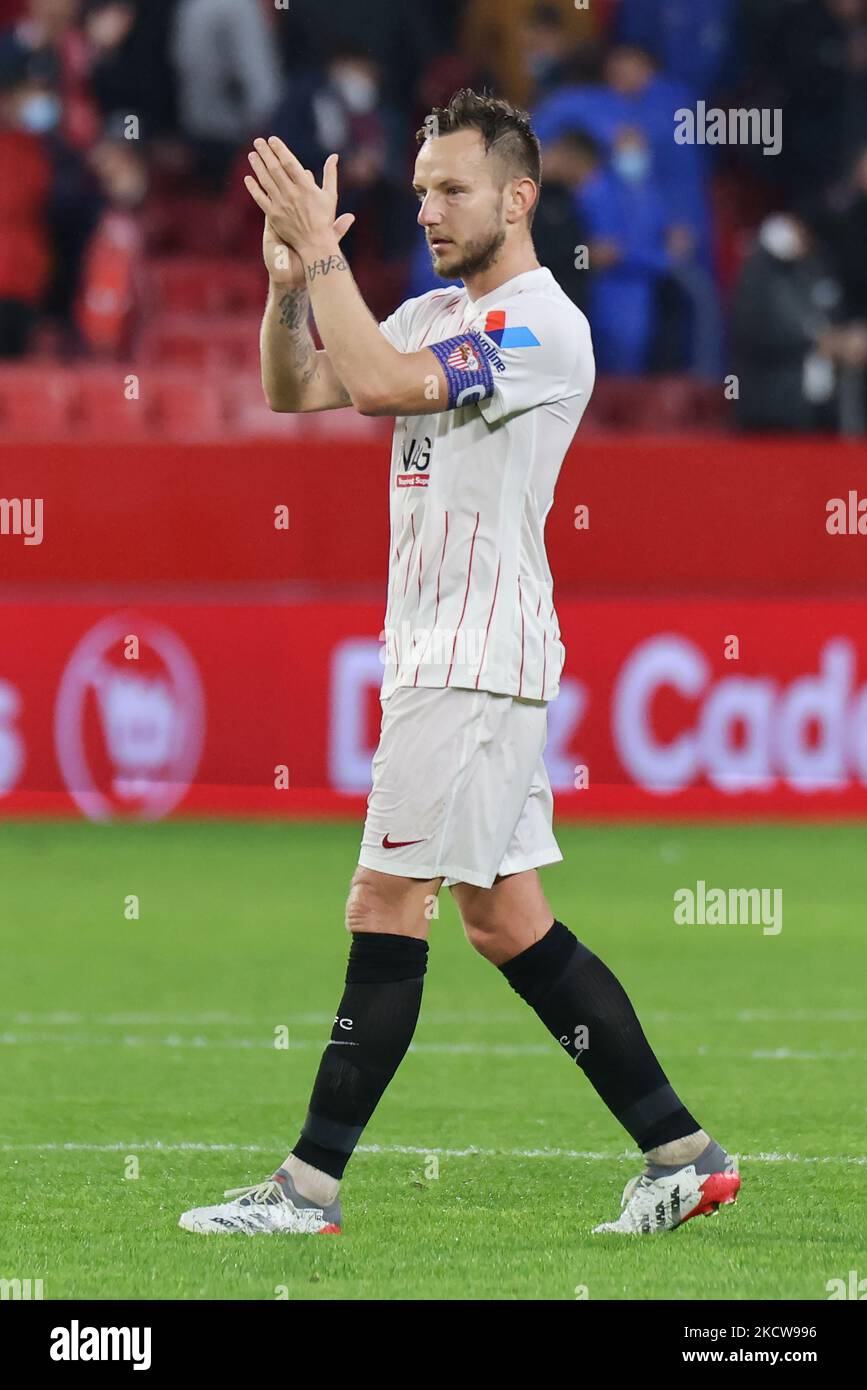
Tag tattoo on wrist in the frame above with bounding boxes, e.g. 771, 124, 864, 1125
278, 290, 309, 330
305, 254, 347, 283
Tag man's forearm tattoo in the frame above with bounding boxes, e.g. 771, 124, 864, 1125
305, 254, 347, 283
278, 289, 309, 330
276, 289, 316, 385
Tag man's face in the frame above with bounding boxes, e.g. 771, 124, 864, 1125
413, 129, 509, 281
606, 47, 653, 96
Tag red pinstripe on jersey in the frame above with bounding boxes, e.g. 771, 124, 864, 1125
536, 593, 544, 699
445, 510, 480, 687
402, 513, 417, 597
473, 554, 501, 690
517, 575, 526, 697
412, 510, 449, 687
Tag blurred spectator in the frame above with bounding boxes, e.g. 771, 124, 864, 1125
292, 0, 439, 122
533, 44, 712, 259
461, 0, 596, 108
73, 125, 146, 355
269, 44, 405, 179
0, 0, 105, 151
731, 212, 867, 432
520, 4, 601, 104
745, 0, 867, 198
819, 145, 867, 318
0, 3, 111, 348
264, 45, 418, 270
170, 0, 284, 191
616, 0, 739, 99
0, 48, 52, 355
83, 0, 178, 139
533, 129, 595, 314
569, 125, 673, 374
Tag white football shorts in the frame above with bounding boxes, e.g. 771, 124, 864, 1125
357, 684, 563, 890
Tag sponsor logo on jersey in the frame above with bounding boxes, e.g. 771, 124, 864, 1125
483, 310, 541, 349
397, 434, 432, 488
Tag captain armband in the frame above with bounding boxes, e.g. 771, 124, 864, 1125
427, 332, 496, 410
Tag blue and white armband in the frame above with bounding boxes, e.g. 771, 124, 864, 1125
428, 332, 496, 410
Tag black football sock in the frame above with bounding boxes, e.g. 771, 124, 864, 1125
291, 932, 428, 1180
499, 920, 701, 1151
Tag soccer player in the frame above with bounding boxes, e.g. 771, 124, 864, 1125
179, 90, 740, 1238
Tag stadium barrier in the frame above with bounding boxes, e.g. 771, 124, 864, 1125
1, 598, 866, 820
0, 436, 866, 590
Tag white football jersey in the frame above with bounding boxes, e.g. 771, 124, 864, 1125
377, 265, 595, 702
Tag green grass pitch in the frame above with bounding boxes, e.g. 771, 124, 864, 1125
0, 819, 864, 1300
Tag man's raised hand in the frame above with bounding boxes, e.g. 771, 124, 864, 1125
262, 210, 355, 290
246, 140, 343, 259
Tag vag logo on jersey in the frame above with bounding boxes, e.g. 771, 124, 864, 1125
398, 435, 432, 488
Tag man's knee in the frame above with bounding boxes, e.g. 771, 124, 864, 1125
454, 894, 505, 959
344, 866, 438, 937
451, 873, 555, 964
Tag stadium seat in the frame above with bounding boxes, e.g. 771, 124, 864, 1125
151, 256, 217, 314
138, 314, 261, 370
222, 371, 305, 439
74, 366, 155, 441
0, 366, 74, 439
221, 263, 268, 313
150, 372, 227, 440
151, 257, 267, 316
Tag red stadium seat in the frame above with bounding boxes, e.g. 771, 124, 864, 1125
0, 365, 74, 439
150, 372, 227, 440
151, 256, 216, 314
222, 371, 305, 439
205, 315, 262, 369
150, 257, 266, 316
74, 366, 155, 441
220, 263, 268, 313
138, 313, 261, 370
138, 313, 211, 368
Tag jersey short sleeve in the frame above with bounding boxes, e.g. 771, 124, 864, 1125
378, 304, 408, 352
476, 301, 592, 426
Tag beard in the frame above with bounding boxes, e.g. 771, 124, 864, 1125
431, 217, 507, 281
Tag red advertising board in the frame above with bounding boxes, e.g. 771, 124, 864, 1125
1, 598, 866, 820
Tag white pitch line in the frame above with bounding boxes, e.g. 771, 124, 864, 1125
1, 1009, 864, 1026
0, 1032, 864, 1061
0, 1141, 865, 1165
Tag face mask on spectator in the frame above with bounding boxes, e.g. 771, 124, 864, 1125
330, 70, 378, 115
759, 215, 804, 262
613, 146, 650, 183
19, 92, 61, 134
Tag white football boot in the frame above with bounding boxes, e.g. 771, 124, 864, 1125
179, 1166, 341, 1235
592, 1156, 740, 1235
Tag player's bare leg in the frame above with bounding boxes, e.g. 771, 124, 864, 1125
180, 866, 441, 1234
450, 869, 740, 1234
